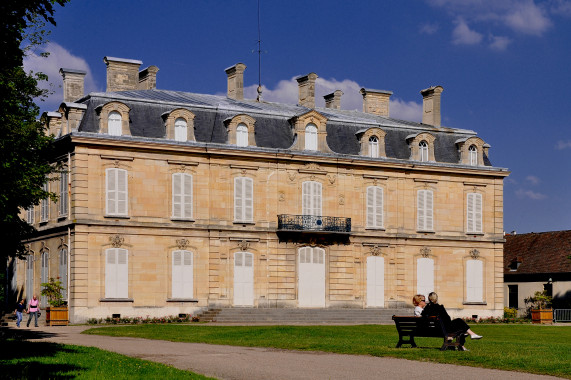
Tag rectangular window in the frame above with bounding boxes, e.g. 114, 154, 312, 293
105, 248, 128, 299
366, 186, 384, 228
417, 257, 434, 298
172, 250, 193, 299
26, 206, 34, 224
302, 181, 322, 216
508, 285, 518, 309
106, 168, 128, 216
59, 171, 68, 217
41, 183, 49, 222
59, 248, 68, 300
467, 192, 483, 233
40, 252, 49, 307
172, 173, 193, 219
466, 259, 484, 302
234, 177, 253, 222
417, 189, 433, 231
26, 256, 34, 302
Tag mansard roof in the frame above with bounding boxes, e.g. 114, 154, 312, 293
76, 89, 493, 166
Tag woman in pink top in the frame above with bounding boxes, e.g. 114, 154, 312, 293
26, 295, 40, 327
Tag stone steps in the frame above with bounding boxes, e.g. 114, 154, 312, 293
202, 308, 410, 324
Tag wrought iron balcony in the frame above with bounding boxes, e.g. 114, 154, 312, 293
277, 214, 351, 233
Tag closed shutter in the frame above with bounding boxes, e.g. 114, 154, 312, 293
26, 257, 34, 302
244, 178, 253, 221
106, 248, 128, 298
417, 190, 433, 231
59, 249, 68, 300
174, 118, 187, 142
236, 124, 248, 147
302, 181, 322, 216
305, 124, 317, 151
59, 171, 68, 216
27, 207, 34, 224
40, 252, 49, 307
466, 259, 483, 302
235, 177, 243, 221
172, 174, 193, 219
106, 169, 128, 216
41, 183, 49, 222
467, 193, 483, 233
234, 177, 253, 222
172, 250, 193, 299
417, 257, 434, 298
367, 186, 383, 228
108, 111, 122, 136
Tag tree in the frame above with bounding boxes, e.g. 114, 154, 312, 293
0, 0, 68, 260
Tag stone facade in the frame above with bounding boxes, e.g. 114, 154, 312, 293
10, 57, 509, 323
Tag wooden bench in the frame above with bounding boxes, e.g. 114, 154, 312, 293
392, 315, 467, 351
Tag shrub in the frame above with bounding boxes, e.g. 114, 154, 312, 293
40, 277, 66, 307
504, 307, 518, 319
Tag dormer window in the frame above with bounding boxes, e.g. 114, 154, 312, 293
236, 123, 248, 147
369, 136, 379, 158
469, 145, 477, 166
108, 111, 122, 136
419, 141, 429, 162
174, 118, 188, 142
305, 123, 318, 151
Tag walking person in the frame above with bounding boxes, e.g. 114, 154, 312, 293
15, 299, 25, 327
26, 295, 40, 327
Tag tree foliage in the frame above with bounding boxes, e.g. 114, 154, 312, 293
0, 0, 68, 258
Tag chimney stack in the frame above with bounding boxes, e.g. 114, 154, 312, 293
296, 72, 318, 108
138, 65, 159, 90
103, 56, 142, 92
324, 90, 343, 110
225, 63, 246, 100
59, 68, 86, 103
420, 86, 443, 126
360, 88, 392, 117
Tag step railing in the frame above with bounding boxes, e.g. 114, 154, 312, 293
554, 309, 571, 322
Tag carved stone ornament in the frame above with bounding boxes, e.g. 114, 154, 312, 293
176, 238, 189, 250
40, 241, 47, 250
369, 245, 383, 256
113, 159, 120, 168
60, 237, 65, 247
339, 194, 345, 205
278, 191, 285, 202
327, 174, 336, 184
373, 179, 378, 186
420, 246, 431, 258
238, 240, 250, 251
110, 235, 124, 248
310, 174, 316, 181
241, 169, 247, 175
469, 249, 480, 259
288, 172, 296, 182
302, 163, 321, 172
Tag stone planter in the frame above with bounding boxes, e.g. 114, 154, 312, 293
46, 306, 69, 326
531, 309, 553, 324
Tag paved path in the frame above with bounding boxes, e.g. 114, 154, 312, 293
5, 325, 564, 380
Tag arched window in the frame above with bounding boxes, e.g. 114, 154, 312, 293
108, 111, 122, 136
174, 118, 187, 142
469, 145, 477, 166
236, 123, 248, 147
369, 136, 379, 158
305, 124, 318, 151
419, 141, 429, 162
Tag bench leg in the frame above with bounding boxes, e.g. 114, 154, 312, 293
396, 334, 417, 348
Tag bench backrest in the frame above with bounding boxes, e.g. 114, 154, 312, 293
392, 315, 445, 338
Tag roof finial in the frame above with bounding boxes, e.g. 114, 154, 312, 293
256, 0, 263, 102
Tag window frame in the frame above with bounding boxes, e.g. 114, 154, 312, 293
466, 192, 483, 234
105, 248, 129, 299
236, 123, 248, 147
366, 186, 384, 229
108, 111, 122, 136
58, 170, 68, 217
105, 168, 129, 217
419, 140, 429, 162
302, 181, 322, 216
172, 173, 193, 220
174, 117, 188, 142
417, 189, 434, 231
234, 177, 254, 223
40, 183, 49, 223
171, 250, 194, 299
304, 123, 318, 151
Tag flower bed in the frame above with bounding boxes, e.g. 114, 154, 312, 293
87, 314, 199, 325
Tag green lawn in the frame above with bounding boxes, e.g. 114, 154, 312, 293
84, 324, 571, 378
0, 340, 214, 379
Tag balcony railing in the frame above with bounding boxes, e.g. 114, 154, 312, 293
277, 214, 351, 233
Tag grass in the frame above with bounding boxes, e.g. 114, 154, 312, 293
84, 324, 571, 378
0, 339, 214, 379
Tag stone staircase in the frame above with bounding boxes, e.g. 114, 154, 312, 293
196, 308, 410, 325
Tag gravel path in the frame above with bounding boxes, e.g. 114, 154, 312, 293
7, 325, 564, 380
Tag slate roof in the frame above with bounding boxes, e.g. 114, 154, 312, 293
504, 231, 571, 274
75, 89, 494, 166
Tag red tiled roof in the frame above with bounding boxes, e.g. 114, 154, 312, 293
503, 231, 571, 274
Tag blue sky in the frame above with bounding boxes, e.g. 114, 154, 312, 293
25, 0, 571, 233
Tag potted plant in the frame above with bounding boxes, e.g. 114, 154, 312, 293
525, 290, 553, 324
40, 277, 69, 326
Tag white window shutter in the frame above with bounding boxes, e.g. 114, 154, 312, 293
106, 169, 116, 215
182, 251, 193, 298
41, 183, 49, 222
417, 191, 425, 230
425, 190, 433, 230
116, 249, 128, 298
236, 124, 248, 147
375, 187, 383, 228
313, 182, 322, 216
117, 170, 128, 215
59, 171, 68, 216
417, 257, 434, 298
466, 259, 483, 302
184, 174, 193, 219
467, 193, 474, 232
234, 177, 243, 221
475, 193, 482, 233
174, 118, 187, 142
366, 187, 374, 227
107, 168, 128, 216
302, 182, 310, 215
244, 178, 253, 222
105, 249, 116, 298
108, 111, 122, 136
59, 249, 68, 300
172, 251, 182, 298
236, 251, 243, 266
172, 173, 182, 218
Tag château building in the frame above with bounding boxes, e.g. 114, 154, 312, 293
9, 57, 509, 323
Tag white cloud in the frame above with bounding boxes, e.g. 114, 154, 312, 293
505, 2, 552, 35
244, 77, 423, 122
550, 0, 571, 17
489, 34, 512, 50
515, 189, 547, 200
555, 140, 571, 149
420, 22, 439, 34
526, 175, 540, 185
452, 18, 483, 45
23, 42, 98, 111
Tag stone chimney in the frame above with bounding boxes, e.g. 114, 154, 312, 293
296, 72, 318, 108
103, 56, 143, 92
324, 90, 343, 110
225, 63, 246, 100
138, 65, 159, 90
360, 88, 392, 117
420, 86, 443, 126
59, 68, 86, 103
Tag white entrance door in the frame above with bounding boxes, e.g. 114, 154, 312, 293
234, 252, 254, 306
367, 255, 385, 307
298, 247, 326, 307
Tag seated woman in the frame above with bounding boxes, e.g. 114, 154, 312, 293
421, 292, 482, 340
412, 294, 426, 316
